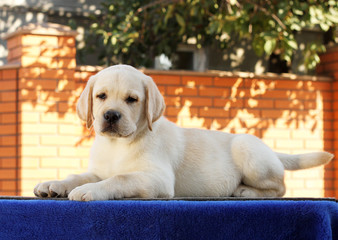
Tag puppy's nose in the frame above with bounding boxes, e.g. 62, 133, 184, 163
104, 110, 121, 124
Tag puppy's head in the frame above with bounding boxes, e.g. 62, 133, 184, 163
77, 65, 165, 138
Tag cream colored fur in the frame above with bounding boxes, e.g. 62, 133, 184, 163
34, 65, 334, 201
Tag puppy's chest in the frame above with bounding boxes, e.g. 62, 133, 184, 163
89, 139, 138, 179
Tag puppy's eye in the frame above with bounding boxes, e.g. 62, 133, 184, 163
126, 96, 138, 104
96, 93, 107, 100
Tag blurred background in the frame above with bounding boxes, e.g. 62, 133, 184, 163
0, 0, 337, 198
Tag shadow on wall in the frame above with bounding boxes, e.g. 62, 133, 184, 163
155, 74, 331, 137
13, 36, 95, 146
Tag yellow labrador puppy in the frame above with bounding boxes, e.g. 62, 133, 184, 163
34, 65, 333, 201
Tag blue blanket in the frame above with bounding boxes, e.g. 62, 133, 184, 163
0, 198, 337, 240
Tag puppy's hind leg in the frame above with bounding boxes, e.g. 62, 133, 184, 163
230, 134, 286, 198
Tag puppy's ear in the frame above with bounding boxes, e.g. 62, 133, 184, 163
77, 75, 96, 129
145, 76, 165, 131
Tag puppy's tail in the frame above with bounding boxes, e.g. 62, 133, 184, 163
276, 151, 334, 170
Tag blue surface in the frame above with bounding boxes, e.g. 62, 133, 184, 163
0, 199, 337, 240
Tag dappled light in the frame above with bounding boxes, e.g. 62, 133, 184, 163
0, 23, 336, 198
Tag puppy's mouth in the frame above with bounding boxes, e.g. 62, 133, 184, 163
101, 124, 133, 138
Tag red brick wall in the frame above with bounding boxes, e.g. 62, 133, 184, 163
0, 23, 336, 198
318, 46, 338, 197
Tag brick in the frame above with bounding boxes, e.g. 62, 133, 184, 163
179, 117, 205, 129
319, 51, 338, 63
305, 140, 324, 149
182, 76, 213, 86
157, 85, 166, 95
39, 46, 59, 58
18, 67, 40, 78
41, 136, 77, 146
20, 157, 39, 168
290, 189, 323, 197
233, 109, 260, 119
57, 79, 75, 91
81, 158, 89, 168
275, 80, 303, 90
58, 169, 86, 179
246, 99, 274, 109
199, 107, 229, 118
292, 167, 324, 179
0, 92, 16, 102
6, 36, 21, 49
305, 179, 325, 188
21, 56, 58, 68
0, 136, 16, 146
0, 80, 16, 90
19, 112, 39, 123
39, 69, 59, 79
0, 180, 16, 191
21, 123, 57, 134
58, 124, 86, 135
261, 90, 289, 99
0, 113, 16, 124
305, 81, 331, 91
0, 147, 16, 157
58, 102, 77, 113
58, 47, 76, 58
19, 102, 56, 112
214, 77, 242, 87
284, 179, 305, 189
214, 98, 244, 108
8, 46, 22, 61
21, 146, 57, 157
19, 78, 58, 90
261, 109, 284, 119
262, 129, 290, 139
58, 58, 76, 69
22, 35, 58, 47
166, 106, 198, 117
181, 97, 212, 107
18, 89, 37, 100
39, 90, 74, 102
151, 75, 181, 85
40, 112, 79, 124
164, 96, 181, 107
291, 129, 322, 139
2, 69, 17, 80
275, 99, 304, 110
19, 135, 39, 145
0, 103, 16, 113
0, 169, 16, 179
41, 158, 80, 168
0, 124, 16, 134
74, 71, 95, 81
275, 139, 304, 149
58, 147, 90, 157
245, 79, 275, 89
0, 159, 17, 168
21, 169, 58, 179
58, 36, 76, 47
167, 86, 197, 96
199, 87, 229, 97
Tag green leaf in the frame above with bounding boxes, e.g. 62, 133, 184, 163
287, 39, 298, 50
319, 22, 330, 31
175, 13, 185, 28
264, 39, 277, 55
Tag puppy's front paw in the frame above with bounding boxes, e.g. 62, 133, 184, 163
68, 183, 108, 201
34, 181, 70, 198
233, 185, 258, 198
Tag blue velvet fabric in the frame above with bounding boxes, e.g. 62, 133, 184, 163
0, 199, 337, 240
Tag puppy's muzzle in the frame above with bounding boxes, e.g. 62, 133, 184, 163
104, 110, 121, 124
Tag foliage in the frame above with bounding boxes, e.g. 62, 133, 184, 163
83, 0, 338, 71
